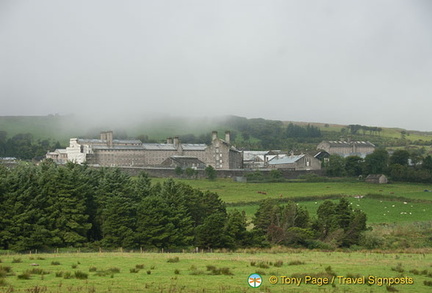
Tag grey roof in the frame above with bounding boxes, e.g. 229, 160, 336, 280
268, 155, 305, 165
326, 141, 375, 147
142, 143, 177, 150
182, 144, 207, 151
93, 145, 145, 150
78, 139, 142, 144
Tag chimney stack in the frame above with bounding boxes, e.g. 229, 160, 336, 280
212, 131, 218, 141
225, 131, 231, 144
173, 136, 180, 147
167, 137, 173, 144
100, 131, 107, 141
106, 131, 113, 147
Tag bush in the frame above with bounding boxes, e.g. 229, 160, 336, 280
89, 266, 97, 272
130, 268, 139, 273
51, 261, 61, 266
288, 260, 305, 266
17, 272, 31, 280
167, 257, 179, 263
12, 258, 22, 263
74, 271, 88, 279
135, 264, 145, 269
273, 260, 283, 267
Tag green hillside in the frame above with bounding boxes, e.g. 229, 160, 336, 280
1, 115, 432, 150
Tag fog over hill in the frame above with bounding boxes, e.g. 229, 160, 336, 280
1, 1, 432, 131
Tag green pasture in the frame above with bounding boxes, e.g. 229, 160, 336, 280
158, 179, 432, 203
228, 197, 432, 224
0, 251, 431, 292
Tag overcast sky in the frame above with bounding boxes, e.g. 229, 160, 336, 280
1, 0, 431, 131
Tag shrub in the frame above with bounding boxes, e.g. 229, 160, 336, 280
12, 258, 22, 263
55, 272, 63, 278
288, 260, 305, 266
28, 268, 49, 275
89, 266, 97, 272
167, 257, 180, 263
0, 278, 7, 287
273, 260, 283, 267
146, 270, 151, 275
71, 264, 78, 269
51, 261, 61, 266
257, 262, 270, 269
17, 272, 31, 280
130, 268, 139, 273
135, 264, 145, 269
74, 271, 88, 280
63, 272, 73, 279
108, 267, 121, 274
0, 266, 13, 277
174, 269, 180, 275
391, 263, 404, 273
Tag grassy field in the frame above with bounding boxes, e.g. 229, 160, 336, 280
1, 251, 432, 292
227, 197, 432, 224
154, 179, 432, 203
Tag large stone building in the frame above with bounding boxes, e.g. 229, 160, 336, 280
316, 140, 375, 158
46, 131, 242, 169
268, 153, 322, 171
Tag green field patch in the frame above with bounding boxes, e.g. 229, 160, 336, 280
0, 252, 431, 292
228, 196, 432, 224
159, 179, 432, 203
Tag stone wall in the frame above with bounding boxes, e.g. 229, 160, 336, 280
109, 166, 324, 179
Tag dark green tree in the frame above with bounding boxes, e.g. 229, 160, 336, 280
364, 148, 389, 174
205, 165, 216, 180
345, 156, 364, 177
389, 150, 410, 166
325, 155, 346, 177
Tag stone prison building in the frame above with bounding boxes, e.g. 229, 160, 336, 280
46, 131, 243, 169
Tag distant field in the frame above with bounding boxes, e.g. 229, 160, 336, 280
152, 179, 432, 226
157, 179, 432, 203
227, 197, 432, 224
0, 251, 431, 292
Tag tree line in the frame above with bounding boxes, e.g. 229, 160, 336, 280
0, 161, 367, 251
0, 131, 62, 160
325, 148, 432, 183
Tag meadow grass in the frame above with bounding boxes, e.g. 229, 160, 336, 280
0, 251, 431, 292
156, 178, 432, 203
228, 197, 432, 224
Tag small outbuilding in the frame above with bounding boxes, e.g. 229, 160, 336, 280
365, 174, 388, 184
161, 156, 206, 169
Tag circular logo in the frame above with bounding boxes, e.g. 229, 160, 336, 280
269, 275, 278, 284
248, 273, 263, 288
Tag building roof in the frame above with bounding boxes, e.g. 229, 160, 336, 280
182, 144, 207, 151
268, 155, 305, 165
325, 141, 375, 147
142, 143, 177, 150
92, 145, 145, 150
78, 139, 142, 144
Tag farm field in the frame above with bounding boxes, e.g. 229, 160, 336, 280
227, 197, 432, 224
0, 251, 431, 292
154, 179, 432, 203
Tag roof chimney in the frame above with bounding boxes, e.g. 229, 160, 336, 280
106, 131, 113, 147
173, 136, 180, 147
225, 131, 231, 144
167, 137, 173, 144
100, 131, 107, 141
212, 131, 218, 141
